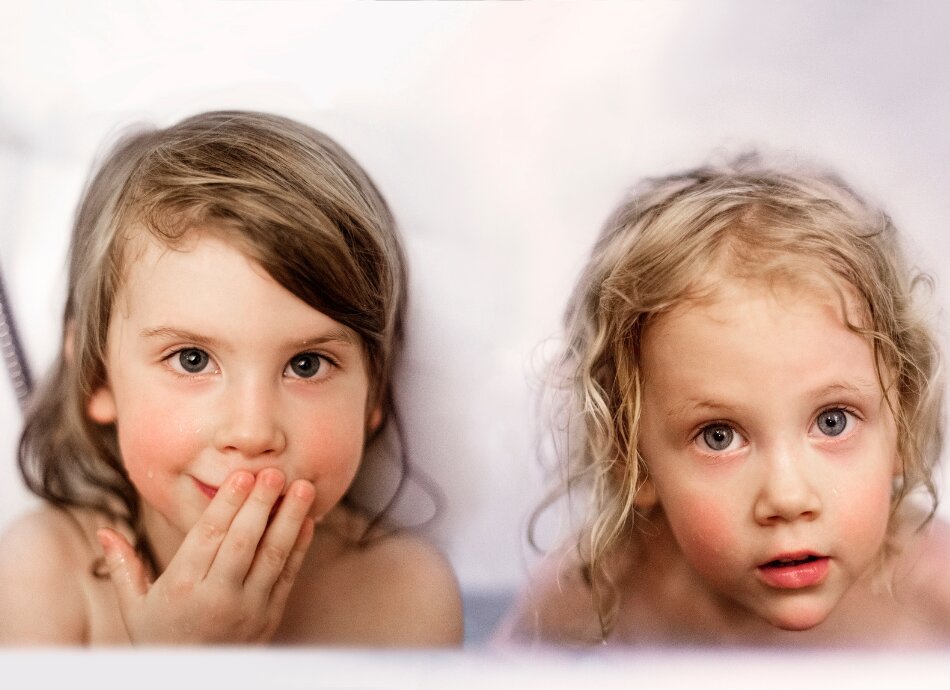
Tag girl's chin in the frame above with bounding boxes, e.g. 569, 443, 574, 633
763, 602, 833, 632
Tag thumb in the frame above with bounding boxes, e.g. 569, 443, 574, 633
97, 527, 150, 610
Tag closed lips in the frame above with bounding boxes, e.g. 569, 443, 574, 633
193, 477, 219, 499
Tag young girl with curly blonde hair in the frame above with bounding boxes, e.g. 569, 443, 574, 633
502, 154, 950, 646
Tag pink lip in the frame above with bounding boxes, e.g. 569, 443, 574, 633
193, 477, 219, 500
757, 552, 829, 589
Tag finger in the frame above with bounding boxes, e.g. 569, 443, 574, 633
97, 528, 150, 614
244, 479, 316, 595
207, 468, 286, 583
169, 470, 255, 581
265, 516, 315, 613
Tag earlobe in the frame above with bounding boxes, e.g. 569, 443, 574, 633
367, 405, 383, 433
87, 386, 118, 424
63, 320, 76, 362
892, 454, 904, 478
634, 475, 658, 511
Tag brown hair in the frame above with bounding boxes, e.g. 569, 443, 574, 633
19, 111, 410, 570
542, 153, 943, 635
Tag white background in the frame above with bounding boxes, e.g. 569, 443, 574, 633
1, 1, 949, 607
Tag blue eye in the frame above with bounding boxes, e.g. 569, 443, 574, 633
178, 348, 210, 373
702, 424, 734, 451
816, 408, 848, 437
286, 353, 323, 379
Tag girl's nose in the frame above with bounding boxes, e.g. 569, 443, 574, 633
212, 380, 287, 458
753, 444, 821, 525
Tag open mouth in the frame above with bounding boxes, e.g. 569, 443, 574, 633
762, 554, 821, 569
757, 553, 829, 589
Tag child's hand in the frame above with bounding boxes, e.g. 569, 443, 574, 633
96, 468, 316, 644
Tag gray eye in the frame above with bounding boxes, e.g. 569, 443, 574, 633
702, 425, 734, 451
288, 353, 322, 378
817, 409, 847, 436
178, 349, 209, 373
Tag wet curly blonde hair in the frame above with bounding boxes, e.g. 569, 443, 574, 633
547, 153, 943, 635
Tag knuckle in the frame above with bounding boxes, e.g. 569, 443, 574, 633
261, 543, 289, 569
276, 567, 295, 587
198, 520, 225, 543
166, 577, 195, 600
227, 535, 252, 555
205, 592, 235, 620
251, 491, 275, 508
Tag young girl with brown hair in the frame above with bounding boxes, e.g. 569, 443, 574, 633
0, 111, 462, 645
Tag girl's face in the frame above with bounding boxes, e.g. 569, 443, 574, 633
88, 230, 377, 541
637, 278, 898, 631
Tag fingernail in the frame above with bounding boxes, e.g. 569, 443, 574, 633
262, 468, 284, 489
292, 481, 316, 501
231, 471, 254, 492
96, 529, 116, 561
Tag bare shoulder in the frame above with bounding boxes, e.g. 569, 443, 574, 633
284, 507, 462, 646
0, 506, 100, 644
892, 512, 950, 633
493, 543, 603, 647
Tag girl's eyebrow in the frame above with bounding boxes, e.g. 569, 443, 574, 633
139, 326, 357, 350
663, 380, 881, 419
664, 398, 725, 420
809, 381, 877, 398
295, 329, 357, 349
140, 327, 219, 349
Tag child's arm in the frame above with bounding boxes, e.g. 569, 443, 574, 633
98, 468, 315, 644
0, 510, 89, 644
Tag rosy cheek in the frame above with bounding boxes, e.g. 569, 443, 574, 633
837, 476, 891, 554
292, 411, 365, 515
116, 396, 205, 496
668, 497, 738, 574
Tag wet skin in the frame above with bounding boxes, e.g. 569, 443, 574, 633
89, 229, 377, 642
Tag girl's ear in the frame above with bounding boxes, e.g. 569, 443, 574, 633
63, 319, 76, 362
68, 319, 117, 424
614, 454, 659, 511
87, 385, 117, 424
367, 405, 383, 433
634, 474, 658, 511
892, 453, 903, 478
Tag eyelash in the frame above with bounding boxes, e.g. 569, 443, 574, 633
692, 420, 745, 456
811, 405, 861, 440
162, 348, 339, 380
692, 405, 862, 454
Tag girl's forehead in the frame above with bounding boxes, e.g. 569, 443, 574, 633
660, 270, 871, 332
117, 222, 256, 280
111, 226, 269, 314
